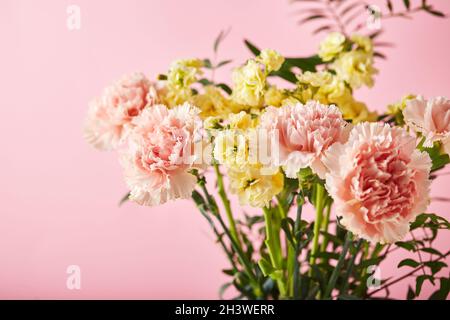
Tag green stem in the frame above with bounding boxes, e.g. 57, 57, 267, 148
196, 180, 262, 298
214, 163, 241, 248
309, 184, 325, 274
195, 197, 238, 271
215, 212, 262, 297
320, 201, 332, 253
324, 231, 353, 299
340, 238, 364, 294
292, 194, 304, 299
263, 206, 286, 297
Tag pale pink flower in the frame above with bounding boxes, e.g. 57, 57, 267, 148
403, 96, 450, 154
323, 123, 431, 243
84, 72, 160, 150
259, 101, 350, 178
120, 103, 203, 206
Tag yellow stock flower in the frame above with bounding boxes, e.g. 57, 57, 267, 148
213, 129, 249, 170
264, 86, 285, 107
338, 97, 377, 123
232, 60, 266, 107
167, 58, 203, 89
228, 111, 257, 130
387, 94, 417, 115
318, 32, 346, 62
192, 86, 234, 118
258, 49, 285, 73
228, 164, 284, 208
351, 34, 373, 53
163, 58, 203, 106
331, 51, 378, 89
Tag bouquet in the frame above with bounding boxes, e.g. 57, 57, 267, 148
84, 0, 449, 300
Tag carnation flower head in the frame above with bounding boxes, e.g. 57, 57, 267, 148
323, 123, 432, 243
403, 96, 450, 154
120, 103, 204, 206
259, 100, 350, 179
84, 72, 158, 150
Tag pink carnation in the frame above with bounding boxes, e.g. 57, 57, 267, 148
403, 96, 450, 154
323, 123, 431, 243
259, 101, 350, 178
120, 103, 203, 206
84, 72, 160, 150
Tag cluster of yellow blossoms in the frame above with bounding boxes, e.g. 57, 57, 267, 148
152, 33, 379, 207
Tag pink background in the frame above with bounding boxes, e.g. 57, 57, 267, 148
0, 0, 449, 299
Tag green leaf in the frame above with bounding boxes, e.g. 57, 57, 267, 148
270, 67, 298, 84
403, 0, 410, 10
198, 78, 213, 86
313, 252, 340, 260
244, 39, 260, 56
214, 29, 231, 54
202, 58, 212, 69
407, 285, 416, 300
222, 269, 235, 276
398, 258, 420, 268
216, 83, 232, 95
298, 14, 328, 25
218, 282, 233, 299
281, 218, 296, 248
429, 278, 450, 300
423, 8, 446, 18
416, 275, 435, 295
420, 247, 444, 257
386, 0, 393, 12
419, 141, 450, 172
395, 241, 415, 251
284, 55, 323, 72
258, 258, 274, 277
118, 192, 130, 206
424, 261, 447, 275
216, 60, 233, 68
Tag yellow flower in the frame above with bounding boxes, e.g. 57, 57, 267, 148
387, 94, 416, 115
338, 98, 378, 123
296, 71, 348, 105
331, 51, 378, 89
258, 49, 285, 72
318, 32, 346, 62
213, 129, 249, 170
163, 59, 203, 106
167, 58, 203, 89
162, 87, 192, 107
232, 60, 266, 107
264, 86, 285, 107
350, 34, 373, 53
192, 86, 234, 118
228, 111, 257, 130
228, 164, 284, 208
281, 96, 302, 107
295, 71, 377, 123
204, 116, 224, 131
297, 71, 332, 88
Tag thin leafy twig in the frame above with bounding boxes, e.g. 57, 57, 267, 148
366, 252, 450, 298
